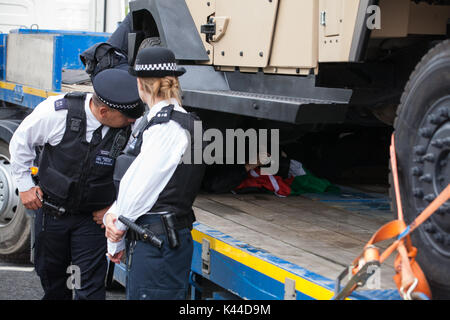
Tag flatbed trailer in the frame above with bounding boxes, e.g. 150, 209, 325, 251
193, 189, 401, 300
108, 188, 401, 300
0, 29, 402, 300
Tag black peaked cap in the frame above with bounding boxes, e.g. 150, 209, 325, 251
129, 47, 186, 78
92, 68, 144, 119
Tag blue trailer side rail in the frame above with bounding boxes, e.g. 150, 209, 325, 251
0, 34, 6, 81
0, 80, 60, 109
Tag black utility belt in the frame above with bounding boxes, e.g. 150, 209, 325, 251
126, 213, 193, 249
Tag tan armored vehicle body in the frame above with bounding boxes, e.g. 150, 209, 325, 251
185, 0, 449, 72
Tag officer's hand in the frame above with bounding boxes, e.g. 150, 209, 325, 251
93, 206, 110, 228
105, 213, 126, 242
108, 250, 124, 264
19, 186, 43, 210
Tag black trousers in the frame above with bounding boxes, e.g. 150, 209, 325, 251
34, 208, 107, 300
125, 214, 193, 300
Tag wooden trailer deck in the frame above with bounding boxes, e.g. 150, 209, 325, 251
192, 190, 397, 292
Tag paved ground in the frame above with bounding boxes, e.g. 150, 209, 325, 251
0, 260, 125, 300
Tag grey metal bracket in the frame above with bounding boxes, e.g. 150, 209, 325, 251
284, 277, 297, 300
201, 238, 211, 275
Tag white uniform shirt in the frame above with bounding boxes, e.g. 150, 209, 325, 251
105, 98, 189, 255
9, 94, 110, 192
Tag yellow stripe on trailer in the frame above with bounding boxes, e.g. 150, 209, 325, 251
0, 80, 60, 98
191, 228, 337, 300
0, 81, 15, 91
22, 86, 59, 98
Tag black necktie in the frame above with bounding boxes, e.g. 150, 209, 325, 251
91, 125, 104, 146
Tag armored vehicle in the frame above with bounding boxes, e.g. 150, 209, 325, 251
125, 0, 450, 297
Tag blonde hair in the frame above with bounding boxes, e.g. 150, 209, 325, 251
139, 76, 182, 105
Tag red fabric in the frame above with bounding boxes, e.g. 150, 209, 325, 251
234, 168, 293, 197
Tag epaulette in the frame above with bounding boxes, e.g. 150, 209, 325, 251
54, 98, 68, 111
55, 92, 86, 111
151, 105, 175, 125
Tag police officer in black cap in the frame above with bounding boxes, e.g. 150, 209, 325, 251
9, 68, 144, 300
104, 47, 205, 300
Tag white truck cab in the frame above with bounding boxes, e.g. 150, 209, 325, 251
0, 0, 129, 33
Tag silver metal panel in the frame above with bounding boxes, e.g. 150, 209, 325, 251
284, 278, 297, 300
349, 0, 377, 62
6, 34, 54, 90
179, 65, 229, 92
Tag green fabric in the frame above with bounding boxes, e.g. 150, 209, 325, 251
290, 169, 340, 195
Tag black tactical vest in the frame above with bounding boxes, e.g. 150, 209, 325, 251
113, 105, 206, 220
38, 92, 130, 214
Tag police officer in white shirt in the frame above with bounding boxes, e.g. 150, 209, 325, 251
9, 68, 144, 300
104, 47, 206, 300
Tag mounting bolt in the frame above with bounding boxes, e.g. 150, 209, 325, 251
424, 194, 436, 202
419, 174, 432, 183
431, 139, 444, 148
422, 153, 435, 163
428, 114, 442, 125
435, 233, 445, 243
424, 221, 436, 233
442, 204, 450, 214
411, 167, 423, 176
419, 127, 433, 138
414, 146, 426, 156
438, 107, 449, 119
413, 188, 424, 198
443, 137, 450, 147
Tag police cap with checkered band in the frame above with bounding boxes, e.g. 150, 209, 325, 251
129, 46, 186, 78
92, 68, 144, 119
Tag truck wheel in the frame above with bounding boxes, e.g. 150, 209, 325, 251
391, 40, 450, 299
0, 140, 31, 262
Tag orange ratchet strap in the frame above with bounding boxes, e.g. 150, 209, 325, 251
333, 134, 450, 300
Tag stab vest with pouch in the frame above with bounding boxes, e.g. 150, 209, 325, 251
38, 92, 131, 214
114, 105, 206, 219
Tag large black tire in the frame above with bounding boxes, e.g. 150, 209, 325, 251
0, 140, 31, 262
391, 40, 450, 299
